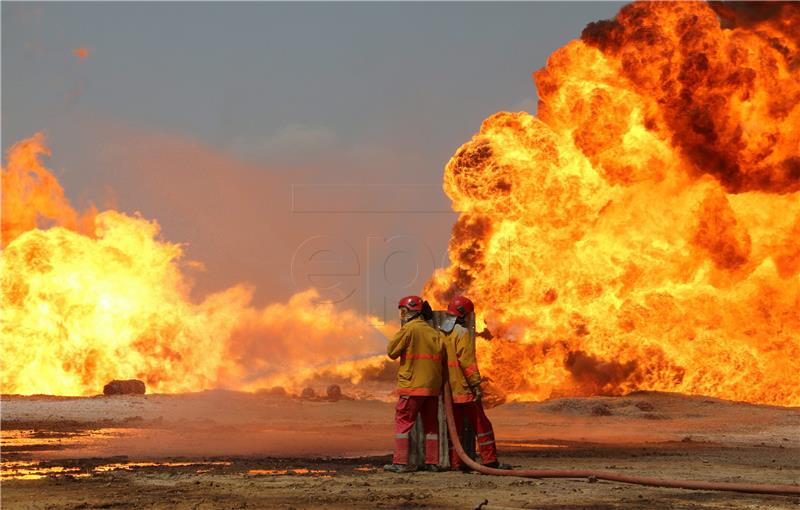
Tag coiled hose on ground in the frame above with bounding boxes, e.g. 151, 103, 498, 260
442, 378, 800, 496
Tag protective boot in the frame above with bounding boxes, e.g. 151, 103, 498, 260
383, 464, 417, 473
423, 464, 447, 472
484, 461, 513, 470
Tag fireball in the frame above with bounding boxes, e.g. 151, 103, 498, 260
425, 2, 800, 406
1, 136, 387, 395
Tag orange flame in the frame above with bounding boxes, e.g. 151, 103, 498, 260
4, 3, 798, 406
72, 47, 92, 60
1, 133, 96, 247
1, 135, 387, 396
425, 2, 800, 406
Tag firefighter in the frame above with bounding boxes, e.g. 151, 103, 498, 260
384, 295, 444, 473
442, 295, 504, 470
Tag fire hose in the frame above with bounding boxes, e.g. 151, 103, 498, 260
441, 369, 800, 496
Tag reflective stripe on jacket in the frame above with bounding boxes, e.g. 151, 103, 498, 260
441, 323, 481, 403
387, 317, 443, 396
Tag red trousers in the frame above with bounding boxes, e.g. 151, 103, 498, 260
449, 401, 498, 467
392, 396, 439, 465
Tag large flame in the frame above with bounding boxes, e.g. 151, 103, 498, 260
3, 2, 799, 406
425, 1, 800, 406
1, 135, 388, 395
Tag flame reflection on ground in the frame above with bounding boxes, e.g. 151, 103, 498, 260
1, 460, 233, 481
247, 468, 335, 477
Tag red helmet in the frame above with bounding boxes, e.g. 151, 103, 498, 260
398, 295, 423, 312
447, 296, 474, 318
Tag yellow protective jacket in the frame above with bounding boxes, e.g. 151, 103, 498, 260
441, 324, 482, 403
387, 316, 443, 396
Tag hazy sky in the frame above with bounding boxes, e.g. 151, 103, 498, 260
2, 2, 624, 320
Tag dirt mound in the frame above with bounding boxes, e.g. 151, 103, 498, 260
542, 396, 668, 419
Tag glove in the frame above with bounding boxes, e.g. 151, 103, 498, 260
471, 385, 484, 402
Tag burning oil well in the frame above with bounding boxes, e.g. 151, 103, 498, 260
424, 1, 800, 406
2, 1, 799, 410
0, 138, 390, 397
2, 3, 800, 506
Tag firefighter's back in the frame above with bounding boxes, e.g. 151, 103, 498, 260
397, 318, 443, 395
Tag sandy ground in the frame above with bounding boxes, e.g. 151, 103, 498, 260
2, 390, 798, 509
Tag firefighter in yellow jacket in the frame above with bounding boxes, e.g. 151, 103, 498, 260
441, 295, 501, 469
383, 295, 443, 473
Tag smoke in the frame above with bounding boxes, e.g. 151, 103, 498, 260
710, 1, 799, 33
579, 2, 800, 194
66, 118, 455, 316
225, 290, 388, 387
273, 356, 399, 399
564, 350, 638, 396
